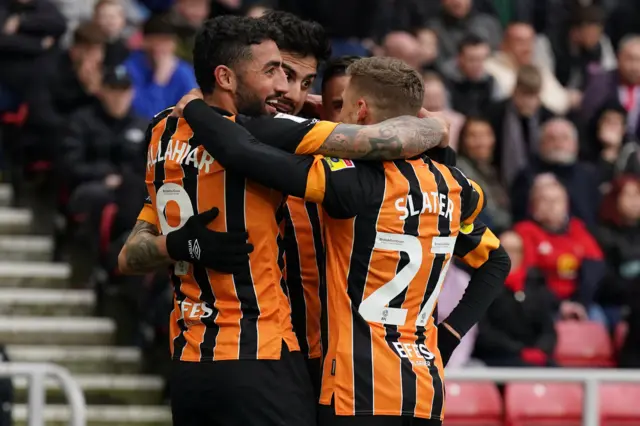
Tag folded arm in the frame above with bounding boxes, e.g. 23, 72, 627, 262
118, 220, 172, 275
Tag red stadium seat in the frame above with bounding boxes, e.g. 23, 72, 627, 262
600, 384, 640, 425
505, 383, 582, 426
554, 321, 615, 367
614, 322, 628, 353
443, 381, 502, 426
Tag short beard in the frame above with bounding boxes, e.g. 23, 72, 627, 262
235, 76, 267, 117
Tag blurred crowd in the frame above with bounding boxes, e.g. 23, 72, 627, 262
0, 0, 639, 391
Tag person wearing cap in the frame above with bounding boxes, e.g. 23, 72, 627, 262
62, 65, 149, 273
124, 13, 197, 119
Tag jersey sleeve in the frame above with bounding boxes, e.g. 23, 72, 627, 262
448, 167, 485, 224
137, 196, 159, 227
304, 157, 373, 219
242, 113, 338, 154
453, 220, 501, 269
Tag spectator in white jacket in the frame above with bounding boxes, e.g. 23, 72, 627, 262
485, 22, 582, 115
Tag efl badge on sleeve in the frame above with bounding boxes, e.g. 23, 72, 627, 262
324, 157, 355, 172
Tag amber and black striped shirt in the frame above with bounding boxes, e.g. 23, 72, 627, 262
137, 108, 338, 362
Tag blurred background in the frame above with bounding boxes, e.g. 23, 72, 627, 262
0, 0, 639, 424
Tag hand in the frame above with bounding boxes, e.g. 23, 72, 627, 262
598, 122, 624, 148
568, 89, 583, 109
153, 54, 178, 86
437, 322, 461, 367
418, 109, 450, 147
171, 88, 204, 118
3, 15, 20, 35
41, 36, 54, 49
165, 207, 254, 274
300, 94, 323, 119
77, 59, 103, 94
521, 347, 548, 366
560, 301, 588, 321
104, 174, 123, 189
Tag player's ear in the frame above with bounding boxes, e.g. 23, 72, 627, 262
356, 98, 368, 125
214, 65, 236, 92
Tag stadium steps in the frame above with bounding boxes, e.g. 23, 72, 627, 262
13, 404, 172, 426
0, 186, 170, 424
0, 289, 94, 316
6, 346, 142, 374
0, 235, 53, 261
13, 374, 164, 406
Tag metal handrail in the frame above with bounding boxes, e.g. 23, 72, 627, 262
445, 367, 640, 426
0, 362, 86, 426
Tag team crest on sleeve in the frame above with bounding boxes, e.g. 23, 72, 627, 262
460, 222, 474, 234
324, 157, 355, 172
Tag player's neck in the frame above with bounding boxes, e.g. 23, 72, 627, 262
203, 92, 238, 115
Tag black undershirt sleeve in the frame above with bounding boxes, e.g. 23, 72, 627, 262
184, 98, 313, 198
443, 245, 511, 337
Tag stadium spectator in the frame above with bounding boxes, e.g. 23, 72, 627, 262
427, 0, 502, 61
582, 35, 640, 140
124, 13, 197, 119
585, 100, 640, 184
0, 0, 66, 128
51, 22, 106, 119
441, 34, 502, 116
597, 176, 640, 333
514, 176, 606, 324
422, 71, 464, 150
535, 5, 616, 90
511, 118, 601, 229
92, 0, 129, 67
456, 117, 511, 233
170, 0, 211, 63
486, 65, 553, 187
62, 65, 147, 267
474, 230, 557, 367
485, 22, 580, 115
382, 31, 437, 72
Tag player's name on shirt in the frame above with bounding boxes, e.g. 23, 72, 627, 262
146, 138, 214, 173
395, 190, 455, 221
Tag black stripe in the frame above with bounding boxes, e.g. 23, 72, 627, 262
154, 118, 189, 361
225, 171, 259, 358
418, 159, 450, 418
179, 143, 219, 362
348, 174, 386, 413
282, 205, 309, 356
390, 161, 421, 415
306, 201, 326, 357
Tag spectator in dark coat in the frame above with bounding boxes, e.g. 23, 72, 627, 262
0, 0, 66, 128
51, 22, 106, 119
441, 34, 502, 116
597, 176, 640, 340
511, 118, 601, 229
581, 35, 640, 140
486, 65, 554, 187
474, 230, 557, 367
93, 0, 129, 67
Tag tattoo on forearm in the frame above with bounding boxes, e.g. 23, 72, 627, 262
317, 116, 445, 160
124, 220, 169, 272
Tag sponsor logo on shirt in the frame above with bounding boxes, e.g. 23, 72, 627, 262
324, 157, 355, 172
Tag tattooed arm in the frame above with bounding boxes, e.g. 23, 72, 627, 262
314, 115, 449, 160
117, 220, 172, 275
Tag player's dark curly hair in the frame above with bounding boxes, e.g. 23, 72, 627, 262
321, 55, 360, 92
260, 10, 331, 64
193, 15, 281, 94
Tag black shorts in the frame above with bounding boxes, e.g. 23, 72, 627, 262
170, 342, 316, 426
318, 404, 442, 426
306, 356, 322, 400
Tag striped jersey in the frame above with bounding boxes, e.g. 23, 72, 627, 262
137, 107, 338, 362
